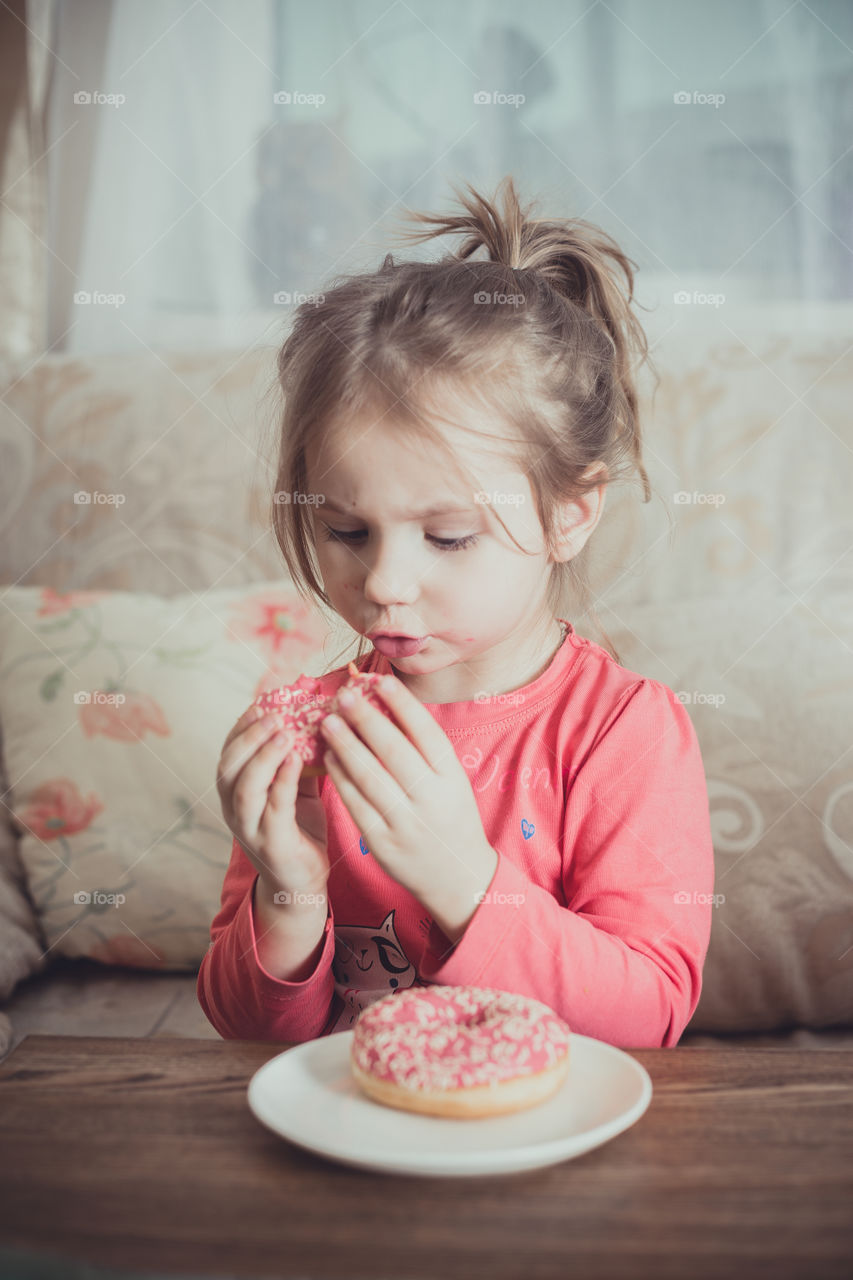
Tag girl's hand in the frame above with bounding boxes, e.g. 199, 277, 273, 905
216, 705, 329, 900
318, 676, 498, 934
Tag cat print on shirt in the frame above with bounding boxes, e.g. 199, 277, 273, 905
329, 909, 418, 1033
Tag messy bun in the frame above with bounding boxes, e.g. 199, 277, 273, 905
270, 174, 659, 667
391, 175, 653, 505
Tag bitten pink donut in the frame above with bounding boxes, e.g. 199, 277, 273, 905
253, 662, 389, 777
350, 985, 571, 1118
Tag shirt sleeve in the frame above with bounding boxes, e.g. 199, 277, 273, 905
196, 836, 337, 1042
415, 679, 715, 1048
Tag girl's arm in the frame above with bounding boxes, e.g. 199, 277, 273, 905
197, 836, 337, 1042
414, 680, 716, 1048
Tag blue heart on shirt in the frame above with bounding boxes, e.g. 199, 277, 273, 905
359, 836, 370, 856
521, 818, 535, 840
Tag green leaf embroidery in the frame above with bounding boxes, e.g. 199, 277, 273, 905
41, 670, 64, 702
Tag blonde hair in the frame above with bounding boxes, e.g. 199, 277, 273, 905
266, 174, 661, 670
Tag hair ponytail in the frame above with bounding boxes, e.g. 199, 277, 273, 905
391, 175, 655, 506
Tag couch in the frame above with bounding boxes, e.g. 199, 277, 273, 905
2, 305, 852, 1060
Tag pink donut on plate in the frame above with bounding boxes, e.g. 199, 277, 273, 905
350, 985, 572, 1119
253, 662, 390, 777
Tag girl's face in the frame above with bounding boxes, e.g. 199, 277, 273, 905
303, 404, 568, 703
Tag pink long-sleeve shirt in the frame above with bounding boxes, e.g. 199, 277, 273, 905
197, 620, 715, 1049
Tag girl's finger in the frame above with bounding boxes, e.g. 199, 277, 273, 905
218, 713, 284, 785
228, 731, 296, 838
323, 748, 381, 839
320, 718, 403, 819
264, 749, 302, 812
372, 676, 456, 773
220, 703, 266, 753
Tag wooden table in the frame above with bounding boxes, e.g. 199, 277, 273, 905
0, 1035, 851, 1280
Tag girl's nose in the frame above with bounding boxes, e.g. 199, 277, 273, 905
362, 539, 420, 606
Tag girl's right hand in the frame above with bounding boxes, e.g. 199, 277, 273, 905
216, 705, 329, 902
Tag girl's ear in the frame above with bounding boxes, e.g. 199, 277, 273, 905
549, 466, 608, 564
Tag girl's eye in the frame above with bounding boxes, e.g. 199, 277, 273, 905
321, 528, 478, 553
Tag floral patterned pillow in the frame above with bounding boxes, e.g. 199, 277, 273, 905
0, 582, 343, 970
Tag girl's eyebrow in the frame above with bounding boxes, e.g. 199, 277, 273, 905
319, 499, 475, 519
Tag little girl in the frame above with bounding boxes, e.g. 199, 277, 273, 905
198, 176, 715, 1049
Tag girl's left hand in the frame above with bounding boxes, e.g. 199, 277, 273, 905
318, 674, 497, 917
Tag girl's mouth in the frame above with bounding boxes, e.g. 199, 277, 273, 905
370, 636, 428, 658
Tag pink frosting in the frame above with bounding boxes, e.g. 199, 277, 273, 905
253, 663, 389, 770
351, 985, 571, 1093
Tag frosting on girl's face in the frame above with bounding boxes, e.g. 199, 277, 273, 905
303, 397, 581, 705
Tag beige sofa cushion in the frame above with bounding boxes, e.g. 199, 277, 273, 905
606, 581, 853, 1032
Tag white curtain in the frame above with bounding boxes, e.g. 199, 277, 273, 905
41, 0, 853, 355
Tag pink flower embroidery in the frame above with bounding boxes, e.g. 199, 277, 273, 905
87, 935, 166, 968
78, 691, 170, 741
38, 587, 107, 617
229, 593, 326, 662
15, 778, 104, 841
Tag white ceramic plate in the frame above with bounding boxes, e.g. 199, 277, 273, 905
247, 1031, 653, 1177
